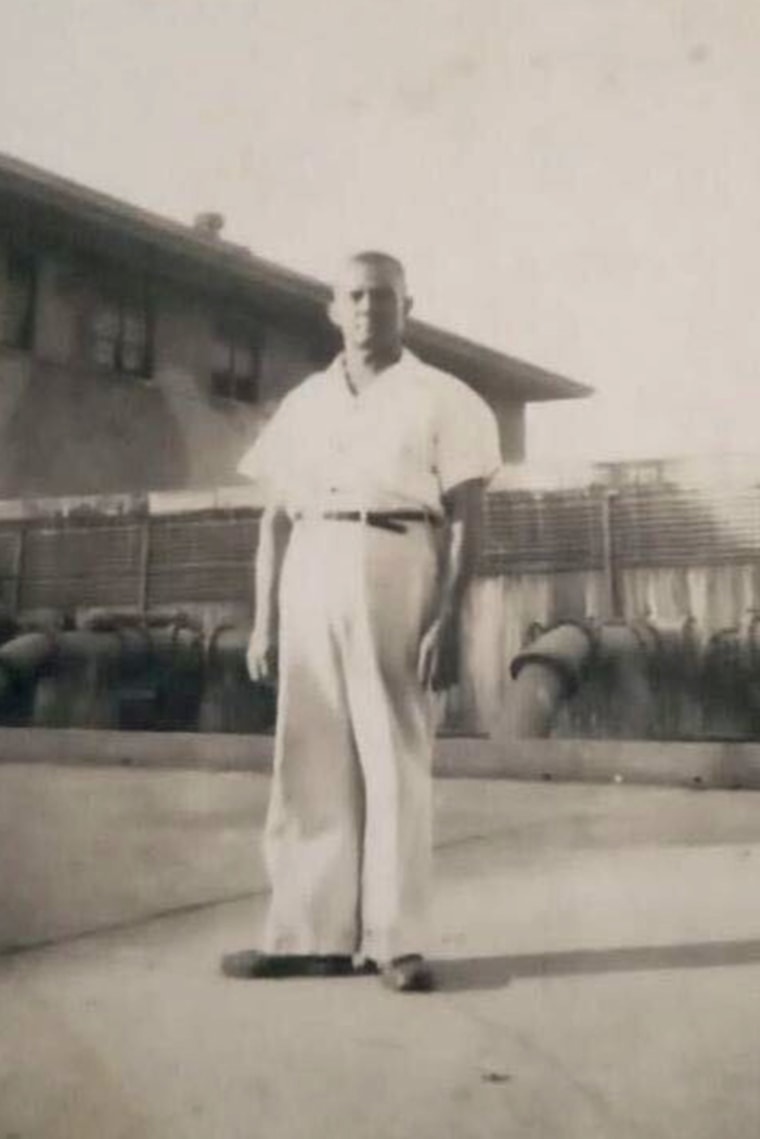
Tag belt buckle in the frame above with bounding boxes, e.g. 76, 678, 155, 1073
370, 510, 407, 534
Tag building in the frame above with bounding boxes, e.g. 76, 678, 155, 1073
0, 151, 589, 500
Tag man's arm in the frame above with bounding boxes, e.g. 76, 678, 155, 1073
417, 478, 485, 691
246, 505, 293, 684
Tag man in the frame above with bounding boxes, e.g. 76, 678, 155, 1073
222, 251, 501, 991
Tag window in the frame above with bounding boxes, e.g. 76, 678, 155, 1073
211, 319, 262, 403
0, 248, 37, 350
89, 292, 152, 377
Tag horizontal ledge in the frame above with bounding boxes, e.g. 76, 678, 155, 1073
1, 729, 760, 790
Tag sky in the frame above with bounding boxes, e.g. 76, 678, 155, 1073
1, 0, 759, 465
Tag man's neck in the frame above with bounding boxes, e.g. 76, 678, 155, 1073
343, 345, 403, 392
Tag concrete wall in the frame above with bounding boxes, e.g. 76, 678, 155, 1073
452, 560, 760, 736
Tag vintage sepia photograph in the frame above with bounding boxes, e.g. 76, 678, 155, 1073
1, 1, 759, 1136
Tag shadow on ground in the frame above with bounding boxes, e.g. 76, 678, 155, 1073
436, 937, 760, 991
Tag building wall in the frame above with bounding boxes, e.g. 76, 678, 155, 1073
0, 242, 323, 497
151, 290, 318, 488
488, 395, 525, 462
0, 231, 529, 500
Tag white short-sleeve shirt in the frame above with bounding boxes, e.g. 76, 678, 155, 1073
237, 349, 502, 517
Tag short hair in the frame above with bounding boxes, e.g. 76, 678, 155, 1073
335, 250, 408, 292
349, 250, 406, 279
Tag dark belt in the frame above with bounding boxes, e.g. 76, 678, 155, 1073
294, 510, 441, 534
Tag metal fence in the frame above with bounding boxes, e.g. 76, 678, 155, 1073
0, 510, 260, 615
482, 484, 760, 617
2, 483, 760, 617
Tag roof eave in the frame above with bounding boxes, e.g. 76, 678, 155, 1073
407, 319, 592, 403
0, 150, 591, 403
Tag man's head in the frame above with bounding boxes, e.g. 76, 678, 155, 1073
328, 251, 413, 359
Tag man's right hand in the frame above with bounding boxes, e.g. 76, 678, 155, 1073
246, 628, 278, 685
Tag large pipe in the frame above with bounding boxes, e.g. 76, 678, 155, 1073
508, 622, 596, 737
30, 624, 202, 729
507, 620, 660, 739
144, 623, 204, 731
0, 628, 151, 725
698, 615, 760, 738
78, 608, 202, 634
0, 632, 58, 706
54, 628, 151, 667
637, 617, 704, 739
593, 623, 657, 738
198, 624, 276, 734
31, 630, 143, 729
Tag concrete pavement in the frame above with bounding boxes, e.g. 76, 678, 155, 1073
3, 778, 760, 1137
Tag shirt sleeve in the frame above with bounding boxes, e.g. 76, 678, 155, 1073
434, 380, 503, 495
236, 393, 298, 498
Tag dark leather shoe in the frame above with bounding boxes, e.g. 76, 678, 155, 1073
380, 954, 435, 992
220, 950, 355, 979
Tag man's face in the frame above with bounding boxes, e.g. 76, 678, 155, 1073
329, 258, 412, 355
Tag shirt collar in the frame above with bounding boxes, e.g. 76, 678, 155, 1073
331, 348, 415, 396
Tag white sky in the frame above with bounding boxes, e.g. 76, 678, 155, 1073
1, 0, 758, 464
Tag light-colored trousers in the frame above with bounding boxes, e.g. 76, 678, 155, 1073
262, 517, 440, 963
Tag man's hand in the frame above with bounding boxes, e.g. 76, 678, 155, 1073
246, 627, 278, 685
417, 616, 460, 692
416, 479, 483, 693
